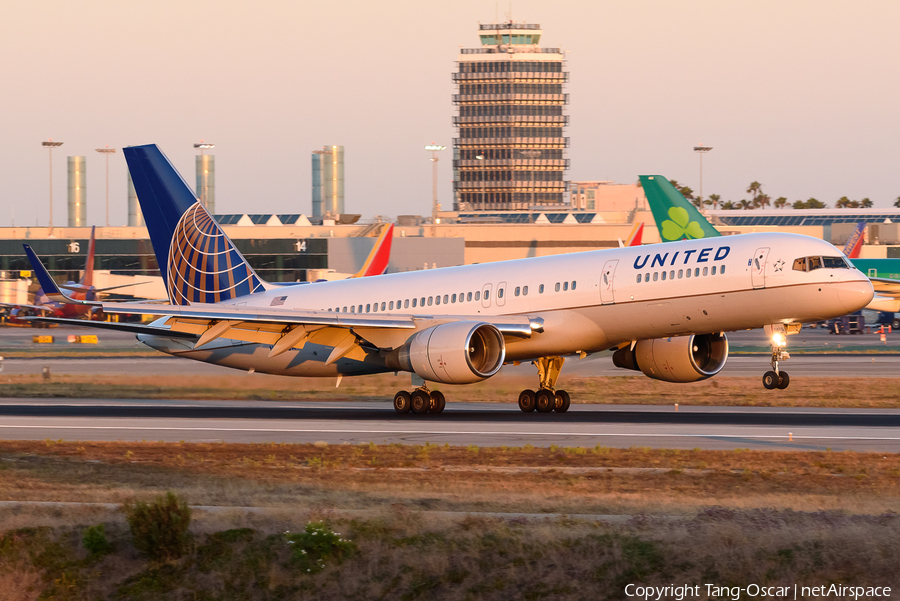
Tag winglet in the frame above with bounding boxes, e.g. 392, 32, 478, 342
352, 223, 394, 278
22, 244, 98, 306
640, 175, 722, 241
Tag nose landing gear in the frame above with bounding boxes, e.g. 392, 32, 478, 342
517, 356, 571, 413
762, 324, 798, 389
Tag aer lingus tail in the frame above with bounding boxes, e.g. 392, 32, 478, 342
640, 175, 722, 241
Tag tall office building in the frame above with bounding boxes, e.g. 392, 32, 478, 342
195, 154, 215, 215
67, 156, 87, 227
127, 172, 144, 227
312, 145, 344, 218
453, 22, 569, 211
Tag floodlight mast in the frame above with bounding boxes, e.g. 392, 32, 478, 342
95, 147, 117, 226
694, 145, 713, 212
194, 142, 215, 210
42, 140, 64, 234
425, 144, 446, 237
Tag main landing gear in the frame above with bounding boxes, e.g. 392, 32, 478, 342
762, 324, 798, 390
517, 356, 571, 414
393, 387, 445, 415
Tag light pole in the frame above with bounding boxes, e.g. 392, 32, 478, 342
194, 142, 215, 211
475, 154, 485, 210
42, 140, 63, 234
694, 144, 713, 212
95, 147, 116, 226
425, 144, 445, 237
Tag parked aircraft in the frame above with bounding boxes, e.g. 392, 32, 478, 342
2, 226, 138, 323
641, 175, 900, 315
27, 146, 873, 413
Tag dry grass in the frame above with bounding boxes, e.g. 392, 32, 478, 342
2, 373, 900, 407
2, 441, 899, 518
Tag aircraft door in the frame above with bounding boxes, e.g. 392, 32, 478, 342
481, 283, 492, 309
496, 281, 507, 307
751, 247, 770, 289
600, 259, 618, 305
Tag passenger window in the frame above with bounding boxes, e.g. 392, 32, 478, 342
572, 281, 576, 290
694, 268, 700, 277
515, 286, 520, 296
404, 299, 409, 308
412, 298, 417, 308
661, 271, 667, 281
645, 272, 649, 281
372, 303, 378, 312
467, 292, 473, 301
523, 286, 528, 295
484, 290, 490, 300
793, 257, 807, 272
808, 256, 822, 271
381, 302, 386, 311
428, 296, 433, 306
563, 282, 568, 291
636, 274, 642, 283
420, 297, 425, 306
443, 294, 449, 304
702, 267, 708, 276
653, 272, 658, 281
498, 289, 504, 298
452, 293, 457, 303
435, 296, 440, 305
351, 306, 355, 313
475, 291, 481, 301
555, 282, 560, 292
678, 269, 683, 279
539, 284, 544, 294
686, 269, 691, 278
721, 265, 726, 275
389, 301, 394, 310
366, 304, 371, 313
711, 266, 716, 275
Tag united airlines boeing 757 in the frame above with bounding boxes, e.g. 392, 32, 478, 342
28, 145, 874, 414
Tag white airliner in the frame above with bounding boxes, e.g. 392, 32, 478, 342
28, 145, 874, 415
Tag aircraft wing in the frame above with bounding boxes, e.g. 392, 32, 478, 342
0, 302, 53, 313
870, 278, 900, 298
22, 316, 198, 339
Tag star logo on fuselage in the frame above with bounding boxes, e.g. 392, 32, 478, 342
773, 259, 785, 272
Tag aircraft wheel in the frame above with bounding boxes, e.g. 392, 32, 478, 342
430, 391, 446, 414
393, 391, 411, 414
518, 389, 536, 413
554, 390, 571, 413
762, 371, 779, 390
411, 390, 431, 414
777, 371, 791, 390
535, 389, 555, 413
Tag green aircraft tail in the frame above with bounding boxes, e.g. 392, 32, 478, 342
639, 175, 722, 241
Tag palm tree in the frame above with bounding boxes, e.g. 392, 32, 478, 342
691, 198, 703, 209
709, 194, 721, 210
895, 197, 900, 208
806, 197, 826, 209
774, 196, 788, 209
860, 198, 873, 208
836, 196, 851, 208
756, 193, 771, 209
739, 199, 752, 210
721, 201, 736, 210
678, 186, 694, 200
792, 200, 807, 209
746, 181, 762, 200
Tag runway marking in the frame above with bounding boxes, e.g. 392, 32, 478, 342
2, 424, 900, 441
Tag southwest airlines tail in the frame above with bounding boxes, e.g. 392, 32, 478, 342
123, 144, 266, 305
842, 223, 866, 259
640, 175, 722, 241
353, 223, 394, 278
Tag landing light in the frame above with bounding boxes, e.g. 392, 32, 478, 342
771, 333, 786, 347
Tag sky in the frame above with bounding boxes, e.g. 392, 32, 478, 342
2, 0, 899, 228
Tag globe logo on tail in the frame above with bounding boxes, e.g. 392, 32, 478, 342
661, 207, 706, 241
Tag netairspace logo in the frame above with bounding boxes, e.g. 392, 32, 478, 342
625, 583, 892, 600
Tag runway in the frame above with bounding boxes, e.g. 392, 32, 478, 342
2, 399, 899, 452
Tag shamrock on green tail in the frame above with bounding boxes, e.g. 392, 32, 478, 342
660, 207, 706, 240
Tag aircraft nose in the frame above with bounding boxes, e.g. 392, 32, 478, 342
837, 274, 874, 313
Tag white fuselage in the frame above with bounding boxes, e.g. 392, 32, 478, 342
141, 232, 874, 378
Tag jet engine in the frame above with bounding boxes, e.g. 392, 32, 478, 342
612, 333, 728, 383
388, 321, 506, 384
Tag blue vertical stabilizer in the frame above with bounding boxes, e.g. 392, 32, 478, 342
123, 144, 265, 305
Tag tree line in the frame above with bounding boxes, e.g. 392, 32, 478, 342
668, 180, 900, 210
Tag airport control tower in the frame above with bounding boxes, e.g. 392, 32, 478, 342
453, 22, 569, 211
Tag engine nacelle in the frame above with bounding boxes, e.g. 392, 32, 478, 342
390, 321, 506, 384
612, 333, 728, 383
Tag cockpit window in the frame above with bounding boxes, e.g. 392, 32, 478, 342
792, 255, 849, 272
